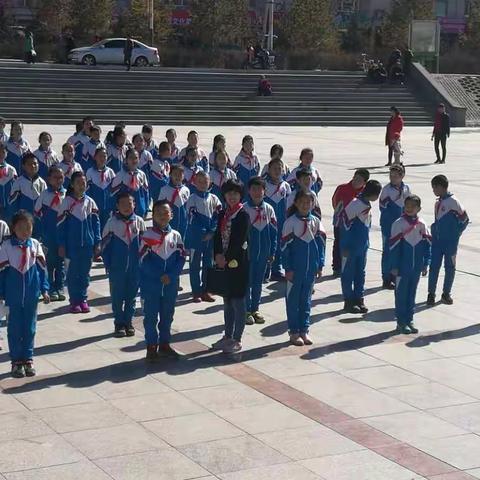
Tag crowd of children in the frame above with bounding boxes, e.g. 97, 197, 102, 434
0, 116, 470, 377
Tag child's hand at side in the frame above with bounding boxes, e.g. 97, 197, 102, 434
42, 292, 50, 304
422, 267, 428, 277
160, 274, 171, 285
317, 269, 323, 279
285, 271, 294, 282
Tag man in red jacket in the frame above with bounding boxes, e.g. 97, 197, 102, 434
385, 106, 404, 166
331, 169, 370, 276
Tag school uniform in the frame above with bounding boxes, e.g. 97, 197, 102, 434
69, 131, 90, 166
139, 225, 186, 347
208, 151, 233, 168
183, 163, 204, 192
178, 146, 209, 172
390, 215, 431, 326
287, 165, 323, 194
210, 167, 236, 205
281, 213, 326, 334
379, 182, 410, 283
149, 157, 170, 203
233, 151, 260, 193
5, 138, 31, 174
57, 195, 101, 304
264, 177, 291, 276
339, 194, 371, 303
106, 143, 128, 174
81, 139, 105, 172
33, 147, 60, 180
144, 138, 159, 158
169, 144, 180, 164
158, 182, 190, 239
244, 201, 277, 313
0, 163, 17, 219
185, 190, 222, 296
86, 166, 116, 230
9, 174, 47, 222
34, 186, 66, 295
286, 187, 322, 219
0, 131, 8, 146
102, 213, 145, 328
0, 237, 49, 364
0, 221, 10, 243
58, 159, 83, 189
138, 149, 154, 177
110, 168, 149, 218
260, 162, 290, 180
428, 193, 469, 297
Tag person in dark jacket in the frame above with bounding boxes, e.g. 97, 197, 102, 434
124, 35, 134, 71
432, 103, 451, 164
212, 179, 250, 354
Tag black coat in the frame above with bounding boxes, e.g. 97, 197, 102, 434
434, 112, 451, 137
214, 208, 250, 298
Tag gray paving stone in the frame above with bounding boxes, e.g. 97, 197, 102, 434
0, 411, 54, 442
92, 376, 172, 400
218, 463, 322, 480
3, 460, 111, 479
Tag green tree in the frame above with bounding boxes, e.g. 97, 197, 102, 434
382, 0, 434, 49
464, 0, 480, 51
36, 0, 74, 36
189, 0, 252, 48
287, 0, 339, 51
71, 0, 115, 40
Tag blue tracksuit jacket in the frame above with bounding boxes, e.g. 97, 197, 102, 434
210, 167, 236, 205
86, 166, 116, 230
33, 147, 59, 180
158, 182, 190, 239
233, 151, 260, 192
0, 163, 17, 218
287, 164, 323, 194
149, 157, 170, 203
9, 175, 47, 222
58, 159, 83, 189
5, 138, 31, 174
106, 143, 128, 174
110, 168, 149, 218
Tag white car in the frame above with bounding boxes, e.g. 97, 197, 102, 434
68, 38, 160, 66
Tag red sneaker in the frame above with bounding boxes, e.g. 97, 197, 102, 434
69, 303, 82, 314
79, 301, 90, 313
201, 292, 216, 303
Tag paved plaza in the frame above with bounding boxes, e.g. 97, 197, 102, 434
0, 125, 480, 479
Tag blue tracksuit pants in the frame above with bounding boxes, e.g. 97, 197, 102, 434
286, 272, 315, 334
381, 232, 393, 282
143, 284, 177, 345
341, 249, 367, 301
395, 271, 421, 326
110, 269, 139, 327
247, 253, 269, 312
428, 243, 456, 295
189, 241, 213, 296
47, 246, 65, 294
67, 247, 93, 303
7, 302, 37, 363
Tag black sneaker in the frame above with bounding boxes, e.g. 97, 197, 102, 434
158, 343, 181, 359
49, 291, 59, 302
441, 293, 453, 305
434, 159, 441, 164
125, 324, 135, 337
344, 300, 362, 314
407, 323, 419, 334
57, 290, 66, 301
396, 324, 412, 334
332, 270, 341, 278
382, 280, 395, 290
114, 326, 126, 338
24, 361, 36, 377
356, 299, 369, 314
11, 363, 25, 378
145, 345, 158, 363
427, 293, 436, 306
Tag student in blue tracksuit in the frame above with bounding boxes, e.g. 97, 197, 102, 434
34, 165, 66, 301
208, 134, 232, 169
133, 133, 154, 177
260, 144, 289, 179
0, 210, 49, 378
244, 176, 277, 325
340, 180, 382, 314
71, 116, 93, 166
5, 121, 31, 174
182, 146, 204, 192
106, 128, 128, 174
286, 169, 322, 219
287, 148, 323, 194
81, 125, 104, 173
178, 130, 209, 172
158, 164, 190, 240
390, 195, 431, 334
142, 124, 159, 158
57, 171, 101, 314
149, 141, 170, 203
140, 200, 186, 362
0, 117, 8, 146
282, 189, 325, 346
379, 164, 410, 289
264, 158, 291, 281
185, 171, 222, 303
9, 153, 47, 226
233, 135, 260, 195
166, 128, 180, 164
427, 175, 469, 306
110, 148, 149, 219
58, 142, 83, 190
0, 143, 17, 220
33, 131, 59, 180
102, 192, 146, 338
210, 150, 236, 206
86, 146, 115, 232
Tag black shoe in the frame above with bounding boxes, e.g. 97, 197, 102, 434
114, 326, 126, 338
441, 293, 453, 305
24, 361, 36, 377
427, 293, 435, 306
125, 324, 135, 337
157, 343, 181, 359
344, 300, 362, 314
356, 298, 369, 314
434, 159, 441, 164
332, 270, 341, 278
145, 345, 158, 363
396, 324, 412, 334
407, 323, 419, 334
11, 363, 25, 378
382, 280, 395, 290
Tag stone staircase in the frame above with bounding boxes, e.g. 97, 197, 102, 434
0, 60, 433, 126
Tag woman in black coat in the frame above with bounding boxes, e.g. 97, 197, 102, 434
212, 179, 250, 354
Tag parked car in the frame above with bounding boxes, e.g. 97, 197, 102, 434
68, 38, 160, 66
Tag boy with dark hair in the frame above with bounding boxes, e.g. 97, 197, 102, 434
390, 195, 431, 334
332, 169, 370, 276
340, 179, 382, 314
427, 175, 468, 305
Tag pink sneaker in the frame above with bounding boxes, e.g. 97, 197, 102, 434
79, 301, 90, 313
69, 303, 82, 314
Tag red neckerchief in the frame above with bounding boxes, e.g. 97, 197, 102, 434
300, 216, 311, 237
128, 171, 139, 190
98, 168, 106, 183
124, 219, 133, 244
143, 231, 168, 248
68, 196, 84, 214
18, 244, 28, 272
221, 203, 243, 233
50, 190, 62, 208
272, 181, 282, 196
170, 185, 181, 206
242, 150, 254, 166
64, 161, 74, 176
252, 204, 263, 225
43, 149, 50, 163
0, 164, 7, 179
401, 214, 420, 237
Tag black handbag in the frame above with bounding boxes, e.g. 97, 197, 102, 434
206, 267, 228, 296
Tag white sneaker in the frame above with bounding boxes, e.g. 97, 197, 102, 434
223, 340, 242, 354
300, 333, 313, 345
290, 333, 305, 347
